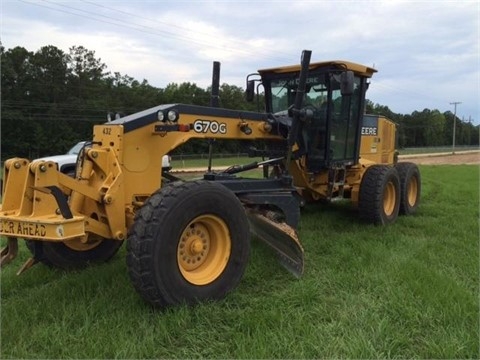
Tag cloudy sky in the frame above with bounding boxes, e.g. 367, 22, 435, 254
1, 0, 479, 123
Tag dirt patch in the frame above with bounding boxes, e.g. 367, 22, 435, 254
400, 151, 479, 165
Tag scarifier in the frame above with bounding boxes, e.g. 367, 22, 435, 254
0, 50, 421, 307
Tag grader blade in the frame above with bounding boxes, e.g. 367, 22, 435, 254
246, 211, 304, 278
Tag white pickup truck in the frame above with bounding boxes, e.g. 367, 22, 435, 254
35, 141, 172, 176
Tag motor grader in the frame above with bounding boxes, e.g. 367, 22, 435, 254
0, 50, 421, 307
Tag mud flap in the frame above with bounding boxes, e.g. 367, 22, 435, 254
246, 211, 304, 278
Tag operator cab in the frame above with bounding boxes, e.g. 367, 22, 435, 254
249, 61, 376, 172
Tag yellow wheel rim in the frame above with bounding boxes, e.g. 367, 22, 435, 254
407, 176, 418, 207
177, 215, 231, 286
383, 181, 396, 216
63, 235, 102, 251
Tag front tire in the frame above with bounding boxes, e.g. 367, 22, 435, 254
126, 180, 250, 308
359, 165, 400, 225
25, 236, 123, 269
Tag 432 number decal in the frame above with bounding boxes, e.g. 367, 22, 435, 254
193, 120, 227, 134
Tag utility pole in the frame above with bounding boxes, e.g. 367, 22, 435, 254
450, 101, 461, 154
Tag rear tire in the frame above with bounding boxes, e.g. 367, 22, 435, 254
126, 180, 250, 308
395, 162, 421, 215
359, 165, 400, 225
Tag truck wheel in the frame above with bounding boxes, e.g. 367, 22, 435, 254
395, 162, 421, 215
25, 236, 123, 269
359, 165, 400, 225
126, 180, 250, 308
62, 167, 76, 178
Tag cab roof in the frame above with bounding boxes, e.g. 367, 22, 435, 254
258, 60, 377, 78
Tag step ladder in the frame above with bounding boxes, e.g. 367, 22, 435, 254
327, 165, 346, 200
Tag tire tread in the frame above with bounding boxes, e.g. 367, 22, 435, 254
126, 180, 250, 308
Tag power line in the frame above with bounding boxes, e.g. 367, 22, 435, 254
450, 101, 461, 154
77, 0, 295, 63
11, 0, 476, 122
18, 0, 294, 64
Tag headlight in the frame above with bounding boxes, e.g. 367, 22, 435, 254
157, 110, 165, 122
167, 110, 179, 122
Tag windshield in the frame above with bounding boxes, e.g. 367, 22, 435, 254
270, 74, 328, 114
67, 142, 86, 155
268, 70, 364, 167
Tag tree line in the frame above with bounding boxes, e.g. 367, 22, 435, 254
1, 44, 478, 161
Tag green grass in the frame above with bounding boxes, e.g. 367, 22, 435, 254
1, 165, 479, 359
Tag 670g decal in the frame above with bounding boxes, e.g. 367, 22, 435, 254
193, 119, 227, 134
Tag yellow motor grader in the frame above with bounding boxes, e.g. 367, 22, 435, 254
0, 50, 420, 307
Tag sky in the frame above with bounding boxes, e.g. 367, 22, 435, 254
1, 0, 479, 123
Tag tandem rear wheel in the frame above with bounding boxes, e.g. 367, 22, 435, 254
395, 162, 421, 215
358, 165, 401, 225
126, 180, 250, 308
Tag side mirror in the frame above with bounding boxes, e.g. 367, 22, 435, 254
340, 71, 354, 96
245, 80, 255, 102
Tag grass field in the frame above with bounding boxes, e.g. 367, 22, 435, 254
1, 164, 478, 359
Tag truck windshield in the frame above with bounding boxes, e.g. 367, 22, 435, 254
67, 142, 86, 155
268, 71, 363, 167
270, 74, 328, 114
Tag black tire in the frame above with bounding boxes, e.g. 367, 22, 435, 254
59, 164, 77, 178
126, 180, 251, 308
65, 170, 76, 178
24, 237, 123, 269
358, 165, 400, 225
63, 168, 76, 178
395, 162, 421, 215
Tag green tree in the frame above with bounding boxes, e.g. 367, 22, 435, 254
217, 84, 253, 110
408, 109, 445, 147
30, 45, 70, 103
2, 43, 477, 162
163, 82, 209, 105
426, 110, 446, 146
68, 45, 108, 100
1, 46, 36, 158
1, 46, 35, 101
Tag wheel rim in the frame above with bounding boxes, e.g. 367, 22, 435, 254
63, 235, 102, 251
383, 181, 396, 216
407, 176, 419, 207
177, 214, 231, 286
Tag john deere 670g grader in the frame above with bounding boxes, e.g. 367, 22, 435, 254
0, 50, 420, 307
